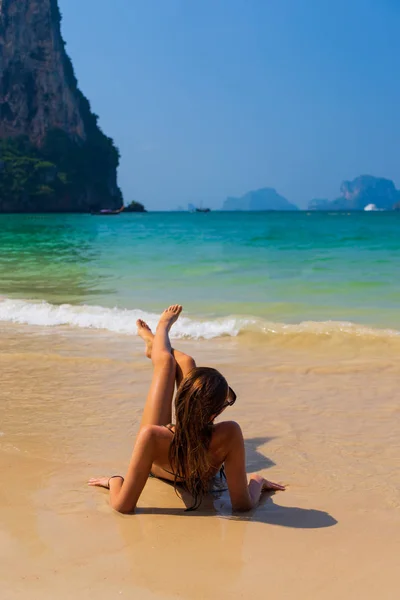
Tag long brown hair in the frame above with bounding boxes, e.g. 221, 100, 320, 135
168, 367, 229, 510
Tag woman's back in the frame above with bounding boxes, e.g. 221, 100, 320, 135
150, 421, 235, 483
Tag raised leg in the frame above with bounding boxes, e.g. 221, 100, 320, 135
137, 319, 196, 388
139, 305, 182, 429
173, 348, 196, 388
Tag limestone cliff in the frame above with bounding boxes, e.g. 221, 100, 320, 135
0, 0, 123, 212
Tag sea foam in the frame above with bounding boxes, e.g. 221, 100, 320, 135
0, 297, 252, 339
0, 297, 399, 341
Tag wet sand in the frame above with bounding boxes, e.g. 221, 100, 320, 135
0, 323, 399, 599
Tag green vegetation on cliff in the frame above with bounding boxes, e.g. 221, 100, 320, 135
0, 130, 123, 212
0, 136, 64, 208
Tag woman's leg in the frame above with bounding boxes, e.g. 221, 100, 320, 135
137, 319, 196, 388
139, 305, 182, 429
172, 348, 196, 388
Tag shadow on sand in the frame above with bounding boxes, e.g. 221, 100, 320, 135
136, 492, 337, 529
135, 436, 337, 530
244, 437, 276, 471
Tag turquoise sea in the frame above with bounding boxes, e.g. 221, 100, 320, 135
0, 211, 399, 339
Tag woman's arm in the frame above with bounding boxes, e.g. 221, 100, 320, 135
89, 424, 159, 514
223, 421, 285, 512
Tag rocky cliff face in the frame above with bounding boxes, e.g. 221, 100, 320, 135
0, 0, 86, 144
0, 0, 123, 212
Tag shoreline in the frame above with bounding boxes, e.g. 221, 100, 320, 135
1, 296, 400, 349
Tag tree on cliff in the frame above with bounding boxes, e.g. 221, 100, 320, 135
0, 0, 124, 212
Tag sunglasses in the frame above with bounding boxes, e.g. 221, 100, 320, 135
223, 386, 237, 408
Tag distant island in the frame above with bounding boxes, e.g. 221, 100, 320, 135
123, 200, 146, 213
0, 0, 126, 213
222, 188, 298, 211
309, 176, 400, 211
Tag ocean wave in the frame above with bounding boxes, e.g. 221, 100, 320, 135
0, 297, 252, 339
0, 297, 399, 341
258, 320, 400, 338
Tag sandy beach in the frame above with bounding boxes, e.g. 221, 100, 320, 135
0, 322, 398, 599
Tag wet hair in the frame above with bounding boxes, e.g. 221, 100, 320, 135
168, 366, 230, 510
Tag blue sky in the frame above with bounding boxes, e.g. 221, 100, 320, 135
59, 0, 400, 210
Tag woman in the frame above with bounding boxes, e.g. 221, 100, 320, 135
89, 305, 285, 513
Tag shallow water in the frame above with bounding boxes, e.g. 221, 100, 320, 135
0, 212, 400, 344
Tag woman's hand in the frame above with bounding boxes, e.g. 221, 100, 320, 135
243, 474, 285, 510
251, 473, 285, 492
262, 478, 285, 492
88, 477, 111, 489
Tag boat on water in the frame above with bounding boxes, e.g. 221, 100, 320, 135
364, 204, 384, 212
91, 206, 124, 216
188, 202, 211, 213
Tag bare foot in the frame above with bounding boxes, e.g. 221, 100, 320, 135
136, 319, 154, 358
158, 304, 182, 331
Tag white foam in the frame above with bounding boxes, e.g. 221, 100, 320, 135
0, 298, 252, 340
0, 297, 399, 340
260, 320, 400, 338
